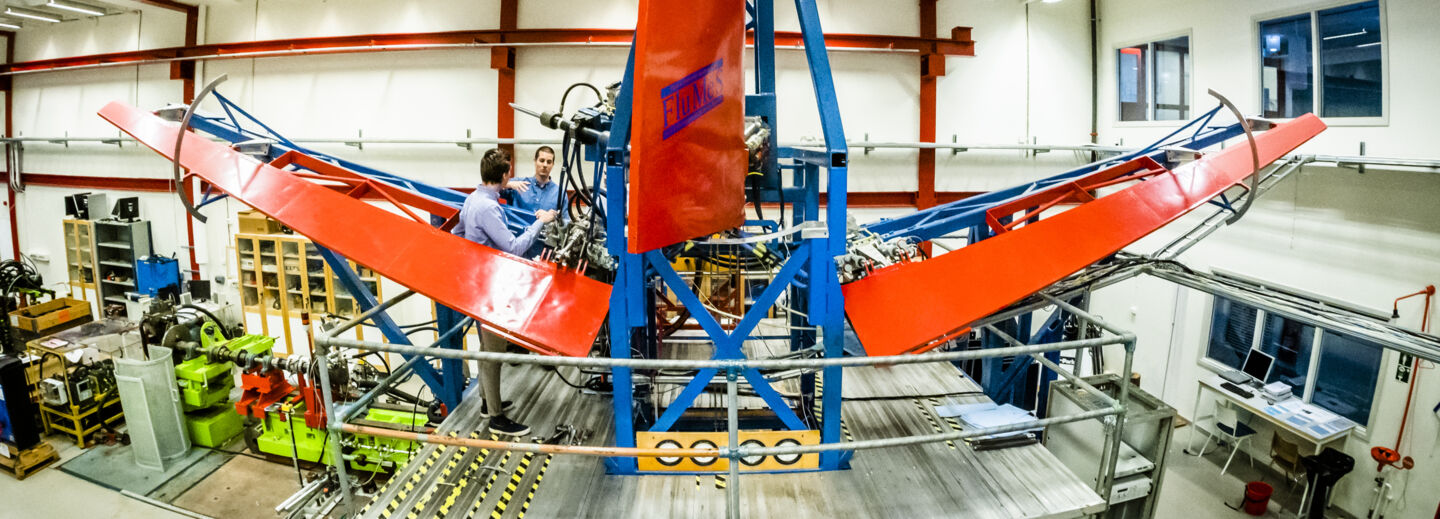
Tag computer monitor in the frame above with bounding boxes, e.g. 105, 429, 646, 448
112, 197, 140, 221
1240, 349, 1275, 385
64, 193, 89, 218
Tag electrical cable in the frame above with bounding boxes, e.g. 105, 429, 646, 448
178, 304, 232, 339
557, 82, 603, 116
193, 443, 274, 463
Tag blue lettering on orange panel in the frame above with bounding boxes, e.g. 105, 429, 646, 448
660, 59, 725, 140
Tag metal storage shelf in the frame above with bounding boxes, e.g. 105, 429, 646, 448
92, 220, 151, 317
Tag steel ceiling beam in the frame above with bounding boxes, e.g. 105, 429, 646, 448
1, 27, 975, 75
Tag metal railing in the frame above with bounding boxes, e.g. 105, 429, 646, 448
306, 291, 1139, 519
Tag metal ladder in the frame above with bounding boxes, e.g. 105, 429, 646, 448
1151, 156, 1311, 261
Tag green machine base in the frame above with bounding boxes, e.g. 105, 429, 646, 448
187, 406, 244, 448
254, 402, 426, 473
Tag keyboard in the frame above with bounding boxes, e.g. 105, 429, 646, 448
1220, 382, 1254, 398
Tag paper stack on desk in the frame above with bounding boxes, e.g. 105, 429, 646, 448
1262, 399, 1355, 438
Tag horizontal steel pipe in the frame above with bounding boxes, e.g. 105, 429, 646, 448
316, 333, 1128, 370
341, 406, 1120, 459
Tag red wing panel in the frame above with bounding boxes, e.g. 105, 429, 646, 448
628, 0, 747, 253
844, 115, 1327, 356
98, 101, 609, 357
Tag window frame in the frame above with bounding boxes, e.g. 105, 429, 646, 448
1113, 30, 1194, 127
1253, 0, 1389, 126
1198, 294, 1388, 434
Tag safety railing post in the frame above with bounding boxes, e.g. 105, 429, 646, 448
310, 318, 355, 516
726, 367, 742, 519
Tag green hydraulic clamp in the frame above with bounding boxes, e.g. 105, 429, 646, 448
177, 323, 275, 448
255, 402, 426, 473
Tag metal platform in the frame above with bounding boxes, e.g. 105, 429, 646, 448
364, 362, 1103, 519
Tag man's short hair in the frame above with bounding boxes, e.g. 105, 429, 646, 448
535, 146, 555, 160
481, 148, 511, 185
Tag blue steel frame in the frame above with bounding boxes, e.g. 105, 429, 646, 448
603, 0, 852, 474
863, 105, 1241, 244
866, 105, 1246, 412
185, 94, 480, 411
175, 2, 1254, 475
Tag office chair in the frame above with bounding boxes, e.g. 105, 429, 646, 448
1197, 402, 1256, 476
1269, 431, 1305, 490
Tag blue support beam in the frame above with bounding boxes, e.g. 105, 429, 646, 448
314, 246, 457, 410
603, 45, 640, 475
863, 106, 1241, 244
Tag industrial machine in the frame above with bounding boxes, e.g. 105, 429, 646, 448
173, 321, 257, 448
1, 257, 54, 355
0, 354, 41, 450
96, 2, 1332, 516
145, 313, 429, 474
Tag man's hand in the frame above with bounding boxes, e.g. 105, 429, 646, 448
535, 209, 559, 223
507, 180, 531, 193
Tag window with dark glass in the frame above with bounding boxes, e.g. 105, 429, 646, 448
1260, 1, 1383, 119
1260, 14, 1313, 118
1205, 298, 1259, 369
1207, 295, 1386, 427
1117, 36, 1189, 122
1258, 315, 1314, 388
1318, 1, 1383, 117
1313, 331, 1384, 423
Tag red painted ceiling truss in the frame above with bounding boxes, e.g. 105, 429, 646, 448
2, 28, 974, 75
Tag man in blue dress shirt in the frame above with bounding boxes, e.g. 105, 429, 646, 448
509, 146, 562, 212
452, 147, 557, 436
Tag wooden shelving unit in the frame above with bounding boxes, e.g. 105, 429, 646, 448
62, 219, 99, 307
236, 232, 383, 354
93, 220, 152, 317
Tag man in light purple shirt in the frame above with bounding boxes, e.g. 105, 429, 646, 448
453, 148, 557, 436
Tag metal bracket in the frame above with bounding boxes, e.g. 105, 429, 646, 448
457, 129, 473, 151
1207, 89, 1260, 225
343, 129, 363, 150
231, 138, 275, 158
174, 73, 229, 224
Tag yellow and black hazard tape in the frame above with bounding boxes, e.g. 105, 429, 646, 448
462, 450, 513, 519
812, 376, 853, 441
913, 399, 955, 450
435, 434, 497, 519
694, 474, 727, 489
487, 450, 535, 518
408, 433, 483, 519
513, 454, 551, 519
930, 398, 964, 436
377, 441, 449, 518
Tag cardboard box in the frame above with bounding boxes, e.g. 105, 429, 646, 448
8, 298, 91, 334
238, 210, 282, 235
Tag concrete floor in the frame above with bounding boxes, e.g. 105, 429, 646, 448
1160, 425, 1358, 519
1, 419, 1359, 519
0, 437, 187, 519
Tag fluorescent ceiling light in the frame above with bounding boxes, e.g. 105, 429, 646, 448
1042, 0, 1063, 3
1356, 41, 1382, 48
47, 0, 105, 16
4, 7, 61, 23
0, 21, 19, 30
1322, 29, 1367, 41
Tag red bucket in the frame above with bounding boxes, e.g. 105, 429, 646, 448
1242, 481, 1273, 515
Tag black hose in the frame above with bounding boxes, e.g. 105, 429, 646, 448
558, 82, 603, 114
179, 304, 233, 339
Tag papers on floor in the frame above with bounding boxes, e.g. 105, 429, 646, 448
1262, 398, 1355, 439
935, 401, 1044, 445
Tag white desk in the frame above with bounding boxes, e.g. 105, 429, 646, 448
1190, 375, 1355, 456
